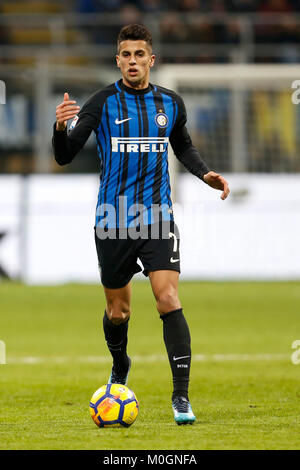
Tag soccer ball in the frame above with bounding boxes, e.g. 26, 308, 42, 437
89, 383, 139, 428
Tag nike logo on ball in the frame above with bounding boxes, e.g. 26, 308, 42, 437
115, 118, 132, 125
170, 257, 179, 263
173, 355, 190, 361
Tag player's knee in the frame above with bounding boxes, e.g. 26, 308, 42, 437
106, 302, 130, 325
156, 288, 180, 315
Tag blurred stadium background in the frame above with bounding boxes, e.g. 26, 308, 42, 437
0, 0, 300, 283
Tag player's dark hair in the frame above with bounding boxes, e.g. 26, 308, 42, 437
117, 24, 153, 51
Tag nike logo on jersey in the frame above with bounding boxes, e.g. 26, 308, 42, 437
170, 257, 179, 263
115, 118, 132, 125
173, 355, 190, 361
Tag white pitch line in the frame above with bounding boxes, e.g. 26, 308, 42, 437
5, 353, 290, 365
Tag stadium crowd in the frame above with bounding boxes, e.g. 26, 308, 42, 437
76, 0, 300, 14
0, 0, 300, 63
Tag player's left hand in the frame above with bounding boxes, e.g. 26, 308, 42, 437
203, 171, 230, 200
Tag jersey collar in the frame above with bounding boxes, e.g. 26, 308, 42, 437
117, 79, 154, 95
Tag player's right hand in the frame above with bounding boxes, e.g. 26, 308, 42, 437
56, 92, 80, 131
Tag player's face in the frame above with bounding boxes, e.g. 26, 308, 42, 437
116, 40, 155, 89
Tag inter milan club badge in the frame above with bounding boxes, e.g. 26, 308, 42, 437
155, 112, 169, 128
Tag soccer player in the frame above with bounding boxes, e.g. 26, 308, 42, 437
52, 24, 230, 425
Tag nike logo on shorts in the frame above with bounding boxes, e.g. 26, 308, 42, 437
115, 118, 132, 125
170, 257, 180, 263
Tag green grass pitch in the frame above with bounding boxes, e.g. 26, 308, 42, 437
0, 281, 299, 450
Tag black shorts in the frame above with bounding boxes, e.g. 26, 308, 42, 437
94, 222, 180, 289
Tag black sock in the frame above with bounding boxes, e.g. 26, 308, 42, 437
160, 308, 191, 401
103, 311, 130, 374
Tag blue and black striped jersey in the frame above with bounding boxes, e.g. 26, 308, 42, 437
52, 79, 209, 228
